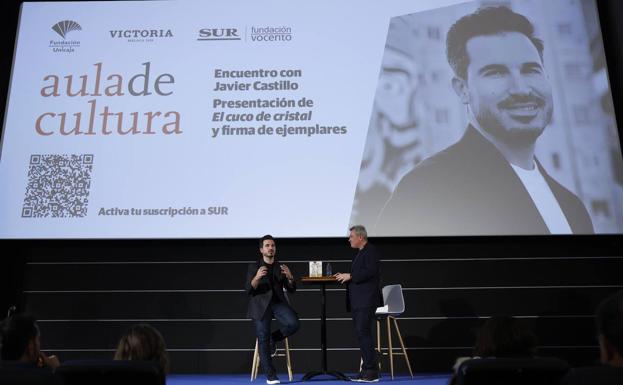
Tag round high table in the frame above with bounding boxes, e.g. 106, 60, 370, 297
300, 276, 349, 381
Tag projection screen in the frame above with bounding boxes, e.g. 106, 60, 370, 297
1, 0, 622, 238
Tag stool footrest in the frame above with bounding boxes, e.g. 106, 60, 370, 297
373, 318, 414, 379
251, 338, 293, 382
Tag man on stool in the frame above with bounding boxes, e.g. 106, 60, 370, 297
246, 235, 300, 384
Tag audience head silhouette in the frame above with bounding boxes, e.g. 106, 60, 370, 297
474, 315, 538, 358
596, 290, 623, 366
114, 323, 170, 375
0, 313, 40, 364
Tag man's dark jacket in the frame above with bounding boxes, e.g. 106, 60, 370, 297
346, 242, 382, 311
375, 126, 594, 236
245, 259, 296, 320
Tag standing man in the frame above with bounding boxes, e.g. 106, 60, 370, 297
245, 235, 299, 385
376, 6, 593, 236
335, 225, 382, 382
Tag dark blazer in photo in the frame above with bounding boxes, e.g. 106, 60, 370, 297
375, 125, 594, 236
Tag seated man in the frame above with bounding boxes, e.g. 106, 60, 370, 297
245, 235, 299, 384
0, 313, 60, 369
562, 290, 623, 385
447, 315, 538, 385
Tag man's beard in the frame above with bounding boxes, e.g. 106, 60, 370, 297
474, 96, 552, 146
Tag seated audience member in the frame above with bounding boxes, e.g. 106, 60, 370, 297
562, 290, 623, 385
0, 313, 60, 369
448, 315, 538, 384
471, 315, 538, 358
114, 323, 169, 381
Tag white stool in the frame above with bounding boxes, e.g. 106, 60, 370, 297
376, 284, 413, 379
251, 337, 293, 381
360, 285, 414, 379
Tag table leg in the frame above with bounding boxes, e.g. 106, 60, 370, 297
302, 282, 349, 381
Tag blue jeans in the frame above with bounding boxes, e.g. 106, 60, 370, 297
253, 301, 300, 376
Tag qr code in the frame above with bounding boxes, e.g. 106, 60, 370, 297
22, 154, 94, 218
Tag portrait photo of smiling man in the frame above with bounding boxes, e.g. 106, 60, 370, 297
373, 4, 601, 236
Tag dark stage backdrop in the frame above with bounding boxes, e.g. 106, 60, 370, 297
3, 236, 623, 373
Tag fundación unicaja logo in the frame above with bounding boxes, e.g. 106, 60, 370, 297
49, 20, 82, 53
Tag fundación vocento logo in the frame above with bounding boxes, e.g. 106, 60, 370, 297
49, 20, 81, 53
196, 26, 293, 42
109, 28, 174, 43
249, 26, 293, 42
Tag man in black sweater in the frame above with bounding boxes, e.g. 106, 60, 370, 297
245, 235, 299, 385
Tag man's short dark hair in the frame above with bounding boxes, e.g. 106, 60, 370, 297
259, 234, 275, 248
0, 313, 39, 361
446, 6, 544, 80
596, 290, 623, 355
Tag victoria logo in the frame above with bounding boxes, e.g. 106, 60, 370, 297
49, 20, 81, 54
109, 29, 174, 43
51, 20, 82, 39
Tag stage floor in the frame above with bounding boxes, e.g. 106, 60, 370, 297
167, 373, 451, 385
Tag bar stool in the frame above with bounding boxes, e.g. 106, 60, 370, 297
360, 284, 414, 379
250, 337, 293, 381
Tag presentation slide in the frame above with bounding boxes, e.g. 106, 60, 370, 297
0, 0, 621, 238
